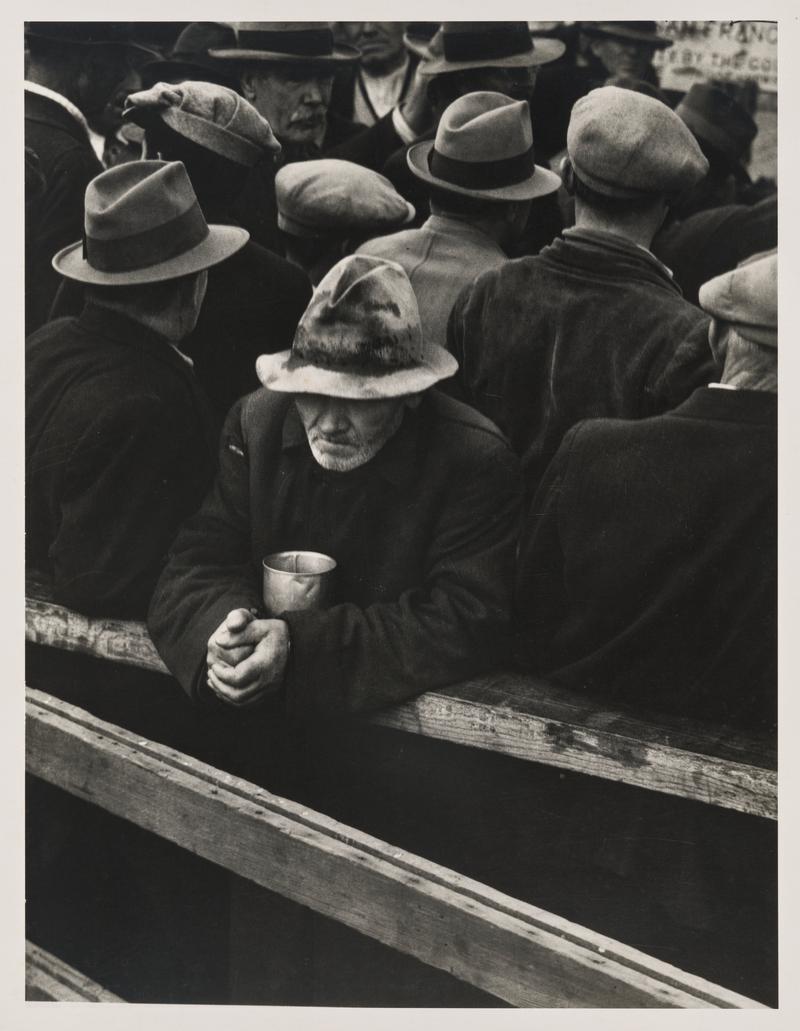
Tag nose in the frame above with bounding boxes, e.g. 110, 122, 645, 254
316, 400, 350, 436
301, 79, 325, 105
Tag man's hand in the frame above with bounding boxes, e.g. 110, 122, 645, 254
206, 609, 291, 708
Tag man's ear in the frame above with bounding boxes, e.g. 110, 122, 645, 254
559, 156, 576, 196
707, 319, 728, 367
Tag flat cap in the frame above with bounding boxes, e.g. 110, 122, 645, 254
699, 250, 777, 349
567, 86, 709, 199
275, 159, 415, 239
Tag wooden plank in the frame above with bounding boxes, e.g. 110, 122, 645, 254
25, 941, 123, 1002
25, 688, 765, 1010
25, 586, 776, 819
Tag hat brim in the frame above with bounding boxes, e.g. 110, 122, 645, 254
582, 27, 673, 49
52, 224, 249, 286
256, 346, 458, 400
403, 33, 434, 61
418, 37, 565, 75
208, 44, 360, 65
277, 201, 416, 240
407, 141, 562, 202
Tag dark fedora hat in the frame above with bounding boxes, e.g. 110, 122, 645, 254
24, 22, 159, 58
210, 22, 360, 66
581, 22, 673, 49
140, 22, 240, 90
52, 160, 248, 285
418, 22, 564, 76
403, 22, 440, 60
675, 83, 757, 180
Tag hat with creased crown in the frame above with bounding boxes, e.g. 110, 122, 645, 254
418, 22, 564, 75
403, 22, 440, 60
581, 21, 673, 49
209, 22, 359, 65
139, 22, 240, 90
256, 254, 458, 399
275, 159, 414, 239
675, 83, 758, 179
567, 86, 708, 199
123, 81, 281, 168
699, 249, 777, 349
52, 160, 248, 285
408, 91, 561, 202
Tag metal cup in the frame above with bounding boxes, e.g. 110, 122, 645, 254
262, 551, 337, 616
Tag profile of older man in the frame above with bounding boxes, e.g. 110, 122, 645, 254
26, 160, 248, 617
148, 255, 521, 715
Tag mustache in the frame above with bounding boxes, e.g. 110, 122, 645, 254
308, 428, 361, 447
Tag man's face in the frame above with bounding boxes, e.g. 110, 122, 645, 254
341, 22, 406, 73
590, 37, 657, 79
294, 394, 407, 472
242, 64, 334, 148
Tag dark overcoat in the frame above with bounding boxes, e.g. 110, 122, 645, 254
25, 89, 103, 335
147, 389, 522, 715
26, 305, 218, 618
515, 387, 777, 729
446, 228, 718, 497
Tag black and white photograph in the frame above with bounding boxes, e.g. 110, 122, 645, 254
11, 4, 790, 1022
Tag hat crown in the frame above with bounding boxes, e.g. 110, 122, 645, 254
293, 256, 424, 375
171, 21, 237, 58
699, 251, 777, 346
231, 21, 335, 57
435, 91, 532, 162
439, 21, 533, 61
676, 83, 757, 155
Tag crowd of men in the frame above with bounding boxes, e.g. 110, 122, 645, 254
25, 20, 778, 732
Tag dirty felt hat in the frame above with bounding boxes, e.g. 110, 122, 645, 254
699, 250, 777, 349
209, 22, 360, 65
276, 159, 414, 239
581, 21, 673, 49
257, 254, 458, 400
408, 91, 561, 202
418, 22, 564, 75
567, 86, 708, 199
139, 22, 241, 90
675, 83, 758, 179
123, 81, 281, 167
52, 160, 248, 286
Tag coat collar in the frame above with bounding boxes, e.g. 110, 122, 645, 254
549, 227, 680, 293
25, 81, 90, 140
673, 386, 776, 426
76, 304, 198, 380
422, 214, 507, 256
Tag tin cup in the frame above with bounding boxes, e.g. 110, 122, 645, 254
262, 551, 337, 616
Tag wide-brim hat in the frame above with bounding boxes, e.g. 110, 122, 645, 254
140, 22, 242, 90
581, 21, 673, 49
418, 22, 564, 76
675, 83, 757, 181
210, 22, 359, 66
257, 255, 458, 400
408, 91, 561, 202
403, 22, 440, 60
52, 159, 248, 286
24, 21, 160, 60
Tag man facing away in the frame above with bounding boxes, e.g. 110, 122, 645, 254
27, 160, 248, 618
514, 250, 777, 730
148, 254, 521, 715
447, 85, 717, 499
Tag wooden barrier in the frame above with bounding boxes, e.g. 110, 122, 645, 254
25, 941, 123, 1002
26, 581, 776, 819
26, 687, 766, 1009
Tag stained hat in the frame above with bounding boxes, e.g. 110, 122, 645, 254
209, 22, 359, 66
699, 250, 777, 349
581, 22, 673, 49
257, 254, 457, 399
139, 22, 240, 90
52, 160, 248, 286
567, 86, 708, 199
276, 159, 414, 239
123, 81, 281, 167
408, 91, 561, 202
418, 22, 564, 76
675, 83, 757, 179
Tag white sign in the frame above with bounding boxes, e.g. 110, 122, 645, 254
653, 20, 777, 93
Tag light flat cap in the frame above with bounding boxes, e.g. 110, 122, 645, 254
567, 86, 709, 199
275, 159, 415, 239
699, 249, 777, 348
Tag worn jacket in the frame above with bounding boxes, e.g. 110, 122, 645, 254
147, 389, 522, 716
515, 387, 777, 729
447, 227, 718, 497
357, 215, 508, 349
26, 305, 218, 618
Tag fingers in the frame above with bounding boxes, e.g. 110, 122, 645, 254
207, 668, 268, 708
209, 643, 254, 668
225, 608, 257, 633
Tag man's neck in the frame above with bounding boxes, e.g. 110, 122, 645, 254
573, 204, 660, 251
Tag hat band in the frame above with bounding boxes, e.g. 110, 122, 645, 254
678, 107, 748, 164
293, 338, 419, 373
237, 27, 334, 57
429, 143, 535, 189
85, 200, 209, 273
443, 26, 533, 63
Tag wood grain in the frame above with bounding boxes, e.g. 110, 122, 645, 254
26, 688, 766, 1010
25, 941, 123, 1002
25, 583, 776, 818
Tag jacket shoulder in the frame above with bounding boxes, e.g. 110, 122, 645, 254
427, 391, 514, 456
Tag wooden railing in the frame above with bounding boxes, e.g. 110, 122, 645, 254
25, 941, 123, 1002
26, 580, 777, 820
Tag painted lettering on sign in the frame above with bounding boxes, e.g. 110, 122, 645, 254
653, 20, 777, 92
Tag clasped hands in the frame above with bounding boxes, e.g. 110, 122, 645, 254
206, 608, 291, 708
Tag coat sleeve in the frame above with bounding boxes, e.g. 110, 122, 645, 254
645, 311, 719, 415
280, 438, 523, 716
147, 398, 263, 699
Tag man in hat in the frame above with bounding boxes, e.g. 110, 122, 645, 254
26, 160, 248, 618
447, 86, 717, 499
147, 254, 521, 715
330, 22, 418, 128
515, 250, 777, 730
358, 92, 560, 349
139, 22, 241, 90
275, 158, 415, 284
